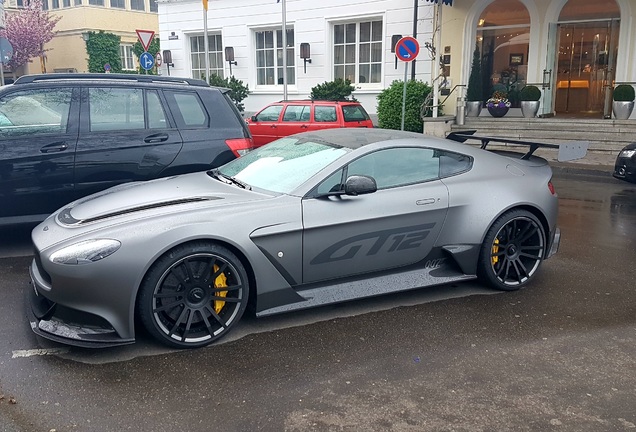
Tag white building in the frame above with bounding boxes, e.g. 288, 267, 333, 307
158, 0, 636, 120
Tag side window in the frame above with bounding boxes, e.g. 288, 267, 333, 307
256, 105, 283, 121
314, 106, 337, 123
146, 90, 168, 129
439, 150, 473, 177
89, 88, 144, 132
0, 88, 72, 138
316, 169, 344, 195
342, 104, 370, 122
347, 148, 440, 189
282, 105, 310, 122
172, 92, 207, 127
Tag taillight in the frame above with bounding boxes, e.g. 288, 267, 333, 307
548, 180, 556, 195
226, 138, 254, 157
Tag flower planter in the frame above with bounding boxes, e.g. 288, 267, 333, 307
520, 101, 540, 118
466, 101, 482, 117
612, 101, 634, 120
487, 106, 509, 118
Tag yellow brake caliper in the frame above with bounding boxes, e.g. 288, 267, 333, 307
213, 264, 228, 314
491, 238, 500, 266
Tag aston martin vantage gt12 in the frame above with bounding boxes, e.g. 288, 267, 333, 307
28, 129, 587, 348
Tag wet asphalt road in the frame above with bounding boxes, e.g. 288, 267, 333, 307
0, 174, 635, 431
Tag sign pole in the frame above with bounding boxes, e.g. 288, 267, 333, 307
401, 62, 408, 131
203, 8, 210, 82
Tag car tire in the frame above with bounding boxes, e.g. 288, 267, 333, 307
138, 242, 249, 349
477, 209, 546, 291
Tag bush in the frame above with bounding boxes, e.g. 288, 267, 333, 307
613, 84, 635, 102
466, 46, 483, 102
520, 85, 541, 101
310, 79, 356, 101
85, 31, 122, 73
377, 80, 432, 132
208, 74, 250, 113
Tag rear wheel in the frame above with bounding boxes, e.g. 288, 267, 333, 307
477, 210, 546, 291
138, 242, 249, 348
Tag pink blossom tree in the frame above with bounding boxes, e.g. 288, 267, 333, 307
0, 0, 60, 72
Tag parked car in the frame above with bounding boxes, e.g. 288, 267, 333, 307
0, 73, 253, 226
29, 128, 586, 349
246, 99, 374, 147
613, 143, 636, 183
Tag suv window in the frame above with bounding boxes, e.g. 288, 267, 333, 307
283, 105, 310, 122
89, 88, 144, 131
314, 105, 337, 122
147, 90, 168, 129
256, 105, 283, 121
0, 88, 72, 137
342, 104, 370, 122
172, 92, 207, 127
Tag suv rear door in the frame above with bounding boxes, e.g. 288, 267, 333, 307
341, 103, 374, 128
74, 86, 183, 199
249, 104, 284, 147
276, 104, 311, 138
0, 86, 79, 223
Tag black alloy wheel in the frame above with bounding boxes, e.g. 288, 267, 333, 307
478, 209, 546, 291
138, 242, 249, 348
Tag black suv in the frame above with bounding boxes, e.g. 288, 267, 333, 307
0, 73, 253, 225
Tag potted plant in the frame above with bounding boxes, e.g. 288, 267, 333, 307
486, 91, 511, 117
465, 46, 483, 117
520, 85, 541, 118
612, 84, 635, 120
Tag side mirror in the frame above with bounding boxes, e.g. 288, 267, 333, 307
344, 175, 377, 196
251, 115, 258, 122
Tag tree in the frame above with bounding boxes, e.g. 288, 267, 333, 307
466, 45, 483, 102
310, 79, 356, 101
0, 0, 60, 72
208, 74, 250, 113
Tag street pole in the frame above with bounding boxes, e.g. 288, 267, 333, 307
203, 5, 210, 82
281, 0, 287, 100
432, 3, 442, 118
401, 62, 408, 131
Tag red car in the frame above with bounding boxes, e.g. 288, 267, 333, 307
246, 100, 374, 147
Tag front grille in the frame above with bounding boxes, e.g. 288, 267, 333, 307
33, 249, 52, 285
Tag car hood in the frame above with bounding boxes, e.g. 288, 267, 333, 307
57, 171, 265, 226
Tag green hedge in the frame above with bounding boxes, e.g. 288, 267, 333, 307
377, 80, 433, 132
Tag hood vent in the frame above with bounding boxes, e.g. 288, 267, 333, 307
58, 197, 218, 226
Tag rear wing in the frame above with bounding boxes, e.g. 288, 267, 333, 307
446, 130, 588, 162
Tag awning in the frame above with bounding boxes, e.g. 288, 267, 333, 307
424, 0, 453, 5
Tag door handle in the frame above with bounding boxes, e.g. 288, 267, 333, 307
40, 142, 68, 153
144, 133, 169, 143
270, 125, 277, 129
301, 125, 309, 129
416, 198, 436, 205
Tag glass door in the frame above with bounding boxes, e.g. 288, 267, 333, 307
553, 20, 619, 117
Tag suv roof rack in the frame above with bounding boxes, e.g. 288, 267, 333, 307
13, 73, 209, 87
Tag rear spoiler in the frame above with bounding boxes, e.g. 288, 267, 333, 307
446, 130, 588, 162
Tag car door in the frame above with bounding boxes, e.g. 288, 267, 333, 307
249, 104, 284, 147
276, 105, 311, 138
301, 147, 449, 284
74, 86, 183, 199
0, 86, 79, 222
310, 105, 340, 132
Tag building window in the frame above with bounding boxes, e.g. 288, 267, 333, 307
255, 28, 295, 86
88, 0, 104, 5
130, 0, 144, 11
190, 34, 224, 80
51, 0, 59, 8
41, 0, 49, 9
149, 0, 157, 12
110, 0, 124, 8
333, 19, 382, 85
62, 0, 71, 6
120, 45, 135, 70
74, 0, 82, 5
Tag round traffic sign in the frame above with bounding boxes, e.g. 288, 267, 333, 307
139, 51, 155, 71
155, 52, 162, 67
395, 36, 420, 62
0, 37, 14, 65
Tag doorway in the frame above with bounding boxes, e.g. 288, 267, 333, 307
554, 20, 619, 118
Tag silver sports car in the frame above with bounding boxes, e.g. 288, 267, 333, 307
28, 129, 586, 349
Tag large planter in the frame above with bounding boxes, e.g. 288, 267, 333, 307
466, 101, 482, 117
613, 101, 634, 120
520, 101, 540, 118
487, 106, 509, 118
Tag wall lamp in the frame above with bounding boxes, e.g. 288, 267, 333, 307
162, 50, 174, 75
300, 43, 311, 73
225, 47, 237, 75
391, 34, 402, 69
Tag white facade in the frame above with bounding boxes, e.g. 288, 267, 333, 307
157, 0, 438, 115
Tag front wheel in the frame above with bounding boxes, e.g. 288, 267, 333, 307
138, 242, 249, 349
477, 209, 546, 291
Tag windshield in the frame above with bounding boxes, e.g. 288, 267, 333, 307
218, 137, 350, 193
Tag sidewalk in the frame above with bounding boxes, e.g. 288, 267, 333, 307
540, 150, 616, 179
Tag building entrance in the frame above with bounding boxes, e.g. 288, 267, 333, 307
554, 20, 619, 118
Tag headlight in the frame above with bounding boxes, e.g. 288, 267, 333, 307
621, 149, 636, 158
50, 239, 121, 265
